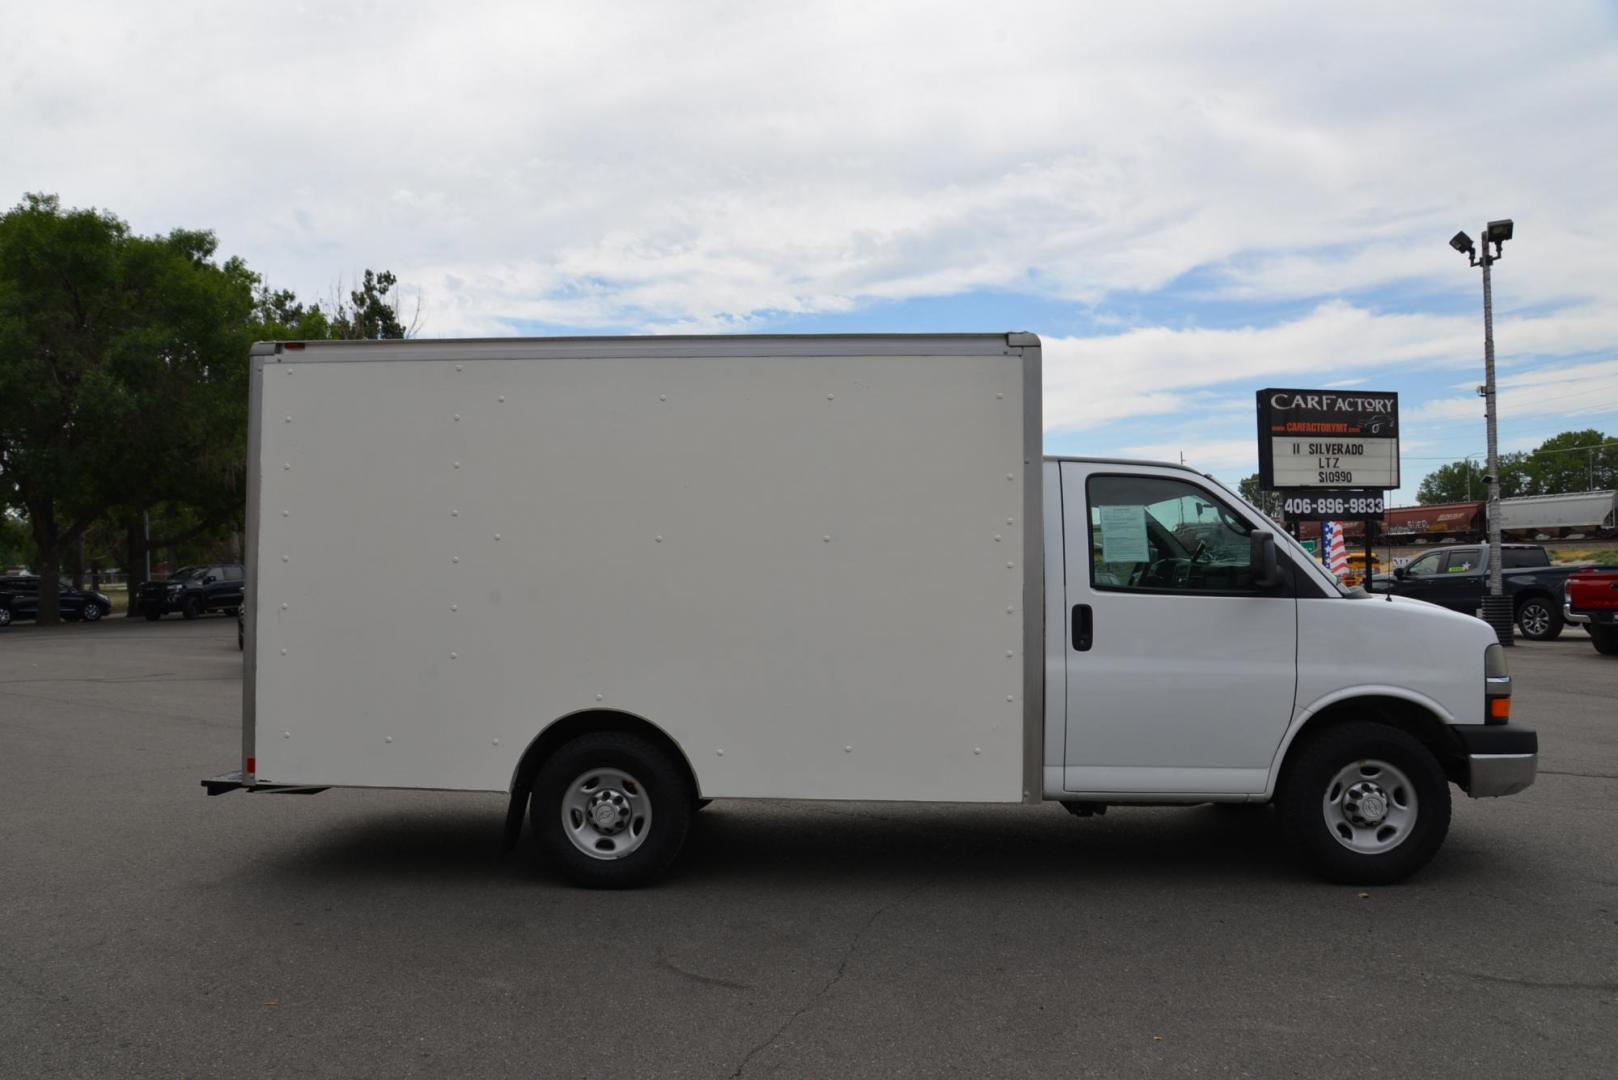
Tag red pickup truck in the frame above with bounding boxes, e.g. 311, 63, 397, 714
1566, 568, 1618, 655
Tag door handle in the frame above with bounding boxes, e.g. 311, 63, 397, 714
1071, 604, 1093, 652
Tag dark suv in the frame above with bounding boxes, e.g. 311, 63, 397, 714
0, 576, 114, 627
135, 564, 246, 620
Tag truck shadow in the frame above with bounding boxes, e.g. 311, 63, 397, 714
259, 801, 1344, 888
259, 798, 1510, 890
675, 803, 1300, 887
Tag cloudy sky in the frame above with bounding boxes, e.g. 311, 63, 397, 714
7, 1, 1618, 501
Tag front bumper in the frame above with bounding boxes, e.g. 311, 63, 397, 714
136, 590, 181, 613
1453, 722, 1538, 798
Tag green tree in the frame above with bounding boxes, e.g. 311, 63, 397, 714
1237, 474, 1283, 519
328, 269, 417, 340
0, 195, 133, 621
251, 282, 334, 341
1416, 453, 1528, 505
0, 194, 256, 621
1519, 429, 1617, 495
0, 510, 33, 569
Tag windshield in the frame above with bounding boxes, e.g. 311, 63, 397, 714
168, 566, 201, 582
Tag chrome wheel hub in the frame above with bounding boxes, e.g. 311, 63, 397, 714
1346, 783, 1389, 826
1323, 759, 1417, 855
562, 767, 653, 860
588, 790, 632, 833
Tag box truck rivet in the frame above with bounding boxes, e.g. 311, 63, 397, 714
212, 333, 1539, 889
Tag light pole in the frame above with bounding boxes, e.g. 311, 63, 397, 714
1449, 219, 1514, 645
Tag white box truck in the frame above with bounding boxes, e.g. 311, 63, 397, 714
209, 333, 1537, 887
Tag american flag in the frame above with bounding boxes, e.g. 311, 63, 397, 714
1323, 520, 1350, 579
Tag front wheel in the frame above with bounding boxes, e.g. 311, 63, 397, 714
1591, 625, 1618, 656
181, 596, 202, 620
143, 607, 163, 621
1515, 597, 1562, 641
531, 732, 694, 888
82, 603, 103, 622
0, 607, 11, 627
1278, 722, 1451, 885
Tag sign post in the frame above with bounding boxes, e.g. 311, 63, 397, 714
1257, 389, 1399, 587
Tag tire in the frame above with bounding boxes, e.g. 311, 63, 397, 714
82, 603, 103, 622
0, 607, 11, 627
1277, 722, 1451, 885
143, 607, 163, 621
1515, 596, 1561, 641
181, 595, 202, 620
1592, 625, 1618, 656
531, 732, 694, 888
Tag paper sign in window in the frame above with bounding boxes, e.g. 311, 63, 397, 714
1099, 505, 1149, 563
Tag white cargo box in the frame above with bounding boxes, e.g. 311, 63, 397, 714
245, 335, 1043, 803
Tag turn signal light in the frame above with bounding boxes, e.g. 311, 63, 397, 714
1488, 697, 1512, 721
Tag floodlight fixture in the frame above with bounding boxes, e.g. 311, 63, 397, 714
1449, 231, 1475, 257
1484, 219, 1513, 244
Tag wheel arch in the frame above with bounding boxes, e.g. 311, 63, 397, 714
1513, 588, 1556, 614
502, 708, 700, 849
1267, 690, 1465, 799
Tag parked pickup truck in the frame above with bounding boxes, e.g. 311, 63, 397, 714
135, 563, 246, 620
1566, 569, 1618, 655
1370, 544, 1589, 640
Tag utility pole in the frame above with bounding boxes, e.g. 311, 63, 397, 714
1450, 219, 1515, 645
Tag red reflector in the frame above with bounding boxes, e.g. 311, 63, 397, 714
1489, 698, 1511, 720
246, 757, 256, 772
283, 342, 306, 351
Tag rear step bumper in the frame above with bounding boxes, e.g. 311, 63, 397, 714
202, 770, 328, 796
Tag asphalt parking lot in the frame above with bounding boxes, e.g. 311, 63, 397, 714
2, 619, 1615, 1079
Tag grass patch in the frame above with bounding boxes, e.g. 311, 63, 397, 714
1549, 547, 1618, 565
99, 583, 130, 615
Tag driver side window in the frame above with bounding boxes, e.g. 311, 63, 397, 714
1404, 552, 1445, 577
1087, 475, 1259, 594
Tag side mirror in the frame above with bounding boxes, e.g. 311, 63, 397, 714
1393, 567, 1408, 580
1249, 531, 1283, 589
204, 576, 217, 584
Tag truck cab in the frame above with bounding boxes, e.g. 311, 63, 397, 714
1046, 458, 1535, 882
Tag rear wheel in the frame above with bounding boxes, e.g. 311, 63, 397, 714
82, 603, 103, 622
143, 607, 163, 621
0, 607, 11, 627
1591, 625, 1618, 656
531, 732, 694, 888
1278, 721, 1450, 885
1515, 596, 1561, 641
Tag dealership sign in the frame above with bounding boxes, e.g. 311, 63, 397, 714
1256, 388, 1400, 491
